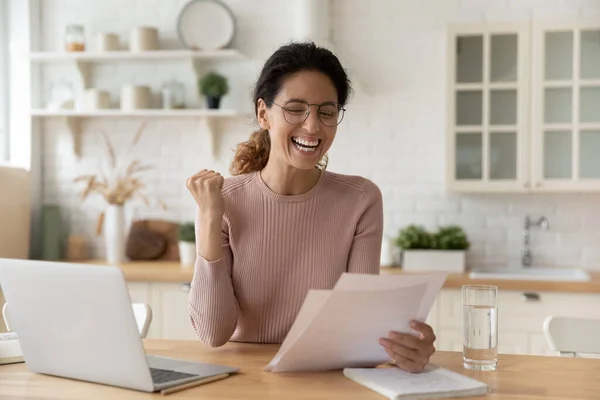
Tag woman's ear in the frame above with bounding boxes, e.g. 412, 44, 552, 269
257, 99, 270, 130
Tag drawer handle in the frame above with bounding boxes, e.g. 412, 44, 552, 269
521, 292, 540, 302
180, 283, 191, 292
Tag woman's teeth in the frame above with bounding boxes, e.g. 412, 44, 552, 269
291, 137, 320, 152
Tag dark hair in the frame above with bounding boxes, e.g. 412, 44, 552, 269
229, 41, 352, 176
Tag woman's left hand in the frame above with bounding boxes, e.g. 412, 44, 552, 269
378, 320, 436, 373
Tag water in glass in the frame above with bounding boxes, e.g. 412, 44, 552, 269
462, 285, 498, 371
463, 304, 498, 370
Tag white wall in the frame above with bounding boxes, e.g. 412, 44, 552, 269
0, 0, 9, 162
37, 0, 600, 269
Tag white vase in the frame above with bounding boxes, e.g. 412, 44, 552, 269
380, 235, 395, 267
178, 241, 196, 268
104, 204, 126, 265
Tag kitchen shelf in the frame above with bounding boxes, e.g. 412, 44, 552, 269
27, 49, 245, 89
31, 109, 243, 117
32, 108, 250, 158
28, 49, 249, 159
28, 49, 243, 62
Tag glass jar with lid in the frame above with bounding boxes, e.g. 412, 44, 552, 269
65, 24, 85, 52
161, 80, 185, 109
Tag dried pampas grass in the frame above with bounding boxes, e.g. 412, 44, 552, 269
74, 122, 167, 210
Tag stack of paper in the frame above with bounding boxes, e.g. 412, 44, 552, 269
343, 365, 489, 399
0, 332, 24, 365
264, 272, 448, 373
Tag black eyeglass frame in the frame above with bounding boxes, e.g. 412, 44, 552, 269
266, 99, 346, 127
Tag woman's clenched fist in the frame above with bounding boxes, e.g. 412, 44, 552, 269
186, 169, 225, 219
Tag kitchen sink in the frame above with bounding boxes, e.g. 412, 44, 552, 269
468, 267, 591, 282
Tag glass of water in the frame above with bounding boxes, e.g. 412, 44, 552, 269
462, 285, 498, 371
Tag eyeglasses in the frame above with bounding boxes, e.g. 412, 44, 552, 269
268, 100, 346, 127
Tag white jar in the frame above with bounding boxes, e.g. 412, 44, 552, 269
129, 26, 158, 51
82, 89, 111, 110
121, 85, 151, 110
95, 33, 120, 52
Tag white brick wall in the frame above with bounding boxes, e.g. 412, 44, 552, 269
39, 0, 600, 270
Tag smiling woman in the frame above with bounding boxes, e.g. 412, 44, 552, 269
184, 42, 438, 374
229, 43, 350, 177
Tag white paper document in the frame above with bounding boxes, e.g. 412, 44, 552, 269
343, 364, 489, 399
333, 272, 448, 322
264, 272, 448, 373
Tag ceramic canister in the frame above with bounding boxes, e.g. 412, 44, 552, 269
82, 89, 111, 110
121, 85, 151, 110
95, 33, 120, 51
129, 26, 158, 51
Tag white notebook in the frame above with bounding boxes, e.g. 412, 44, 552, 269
343, 365, 489, 399
0, 332, 24, 365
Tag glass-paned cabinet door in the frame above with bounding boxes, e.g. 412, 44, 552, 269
534, 22, 600, 191
447, 24, 529, 192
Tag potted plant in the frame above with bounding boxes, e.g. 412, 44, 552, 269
198, 72, 229, 109
178, 222, 196, 267
395, 224, 470, 272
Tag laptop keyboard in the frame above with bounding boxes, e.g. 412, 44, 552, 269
150, 367, 199, 384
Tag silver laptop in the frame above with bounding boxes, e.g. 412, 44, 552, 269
0, 258, 238, 392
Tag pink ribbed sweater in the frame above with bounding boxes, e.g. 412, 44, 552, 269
188, 170, 384, 347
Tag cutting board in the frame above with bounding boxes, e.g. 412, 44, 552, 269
126, 219, 181, 260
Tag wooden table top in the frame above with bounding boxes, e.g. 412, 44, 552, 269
1, 339, 599, 399
76, 260, 600, 293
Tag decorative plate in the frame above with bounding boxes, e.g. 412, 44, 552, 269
176, 0, 236, 51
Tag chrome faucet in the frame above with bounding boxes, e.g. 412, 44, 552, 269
522, 216, 549, 267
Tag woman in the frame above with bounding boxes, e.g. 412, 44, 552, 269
185, 42, 436, 373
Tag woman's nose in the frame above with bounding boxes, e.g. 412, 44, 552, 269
302, 108, 320, 133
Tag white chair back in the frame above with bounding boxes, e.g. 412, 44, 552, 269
2, 301, 152, 339
2, 302, 9, 332
131, 303, 153, 339
543, 316, 600, 357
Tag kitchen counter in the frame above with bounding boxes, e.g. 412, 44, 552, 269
2, 339, 600, 399
80, 259, 193, 283
396, 268, 600, 294
76, 260, 600, 293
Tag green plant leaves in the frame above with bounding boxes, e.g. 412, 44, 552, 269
395, 224, 470, 251
395, 225, 433, 250
178, 222, 195, 242
198, 72, 229, 98
434, 225, 470, 250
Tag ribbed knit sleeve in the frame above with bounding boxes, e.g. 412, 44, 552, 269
188, 207, 239, 347
346, 180, 384, 275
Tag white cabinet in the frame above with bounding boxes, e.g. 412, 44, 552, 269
127, 283, 152, 304
447, 20, 600, 193
529, 333, 554, 356
150, 283, 198, 340
430, 288, 600, 356
447, 23, 530, 192
126, 282, 197, 340
426, 295, 439, 336
532, 22, 600, 192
